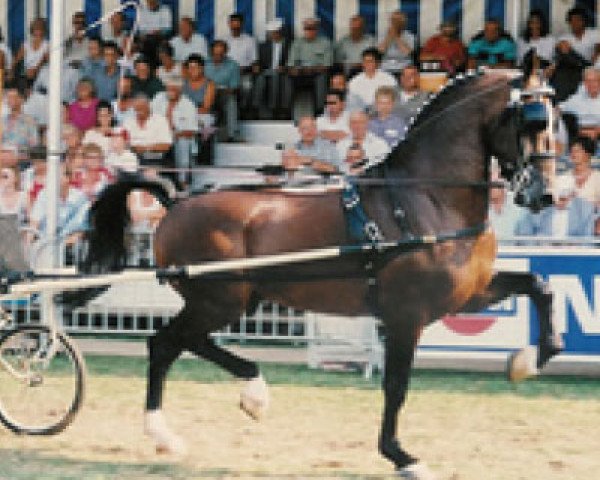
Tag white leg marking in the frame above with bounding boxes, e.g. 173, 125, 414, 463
508, 345, 540, 382
144, 410, 187, 455
397, 462, 437, 479
240, 374, 270, 420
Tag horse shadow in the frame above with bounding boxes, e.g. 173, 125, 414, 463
0, 447, 400, 479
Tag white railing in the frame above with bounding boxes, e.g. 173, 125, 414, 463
2, 229, 315, 343
4, 231, 599, 356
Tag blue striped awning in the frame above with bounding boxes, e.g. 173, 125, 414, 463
1, 1, 598, 57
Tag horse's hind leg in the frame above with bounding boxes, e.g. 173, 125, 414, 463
186, 335, 269, 420
379, 323, 435, 479
145, 309, 187, 454
461, 271, 563, 380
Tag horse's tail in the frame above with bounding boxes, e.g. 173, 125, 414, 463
57, 172, 174, 309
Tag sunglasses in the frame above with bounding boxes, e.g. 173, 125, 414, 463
304, 26, 317, 30
325, 100, 339, 105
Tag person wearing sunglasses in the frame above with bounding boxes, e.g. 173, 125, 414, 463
287, 17, 332, 114
316, 89, 350, 143
64, 12, 89, 67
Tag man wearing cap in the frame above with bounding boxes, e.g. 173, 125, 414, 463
253, 18, 291, 119
151, 77, 198, 186
287, 17, 333, 114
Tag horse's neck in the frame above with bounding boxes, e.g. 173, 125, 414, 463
383, 132, 489, 232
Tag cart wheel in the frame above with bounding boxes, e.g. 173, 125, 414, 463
0, 325, 85, 435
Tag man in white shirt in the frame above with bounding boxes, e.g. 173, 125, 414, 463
336, 111, 390, 174
557, 7, 600, 64
151, 77, 198, 186
123, 93, 173, 168
223, 13, 258, 116
347, 48, 397, 111
316, 89, 350, 143
138, 0, 172, 36
552, 7, 600, 102
559, 67, 600, 142
138, 0, 173, 68
170, 17, 208, 62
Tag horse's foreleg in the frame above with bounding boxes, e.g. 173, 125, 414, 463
379, 326, 435, 479
145, 311, 186, 454
187, 336, 269, 420
462, 271, 563, 380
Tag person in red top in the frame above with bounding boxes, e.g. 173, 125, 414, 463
67, 78, 100, 132
420, 21, 466, 74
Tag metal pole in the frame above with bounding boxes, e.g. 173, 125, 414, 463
510, 0, 520, 41
43, 0, 65, 338
46, 0, 63, 269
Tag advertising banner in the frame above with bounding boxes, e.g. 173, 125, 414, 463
420, 247, 600, 356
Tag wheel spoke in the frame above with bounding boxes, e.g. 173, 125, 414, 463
0, 326, 85, 435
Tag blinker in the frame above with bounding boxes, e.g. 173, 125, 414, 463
520, 101, 548, 134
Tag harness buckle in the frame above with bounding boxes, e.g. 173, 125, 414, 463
364, 221, 384, 243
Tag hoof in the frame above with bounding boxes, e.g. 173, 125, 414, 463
397, 462, 436, 480
240, 374, 269, 420
507, 346, 539, 383
144, 410, 187, 455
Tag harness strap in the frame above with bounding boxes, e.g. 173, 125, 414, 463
342, 183, 385, 243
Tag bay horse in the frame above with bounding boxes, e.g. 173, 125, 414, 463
81, 70, 562, 478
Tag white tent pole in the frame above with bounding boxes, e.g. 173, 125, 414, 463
46, 0, 63, 269
511, 0, 520, 40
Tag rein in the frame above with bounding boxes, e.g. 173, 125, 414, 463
351, 177, 504, 189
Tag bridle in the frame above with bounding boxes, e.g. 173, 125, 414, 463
510, 81, 556, 211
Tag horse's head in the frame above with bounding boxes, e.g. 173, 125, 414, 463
486, 72, 555, 211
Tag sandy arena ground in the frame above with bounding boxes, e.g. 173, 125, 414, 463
2, 375, 600, 479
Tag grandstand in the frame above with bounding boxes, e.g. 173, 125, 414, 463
0, 0, 599, 372
2, 1, 599, 52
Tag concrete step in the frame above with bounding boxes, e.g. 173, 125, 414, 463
193, 166, 272, 189
214, 143, 282, 168
239, 120, 298, 147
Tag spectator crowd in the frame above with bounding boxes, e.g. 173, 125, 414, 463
1, 1, 600, 259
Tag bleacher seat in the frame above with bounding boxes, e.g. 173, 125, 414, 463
214, 143, 282, 168
240, 121, 298, 147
